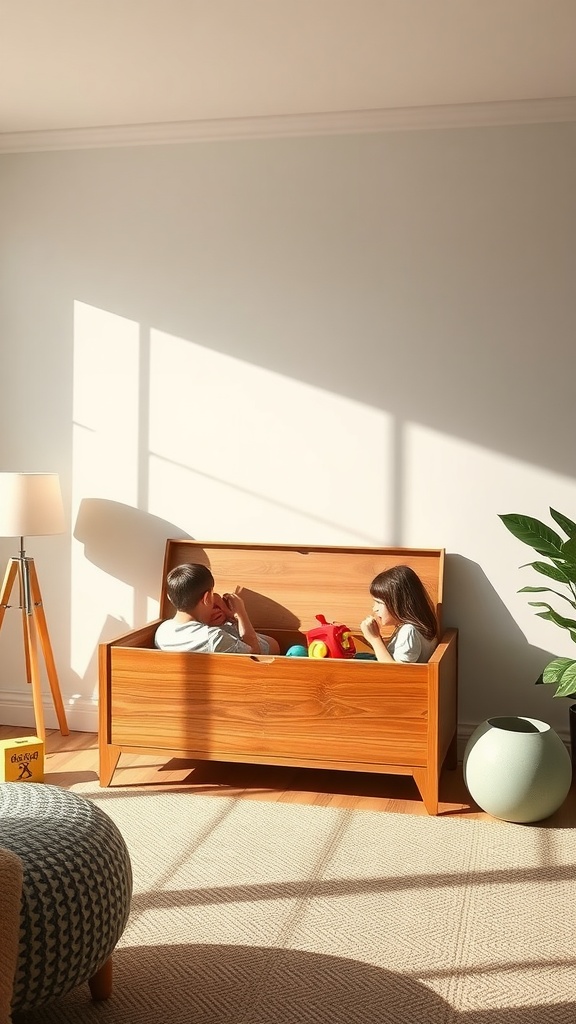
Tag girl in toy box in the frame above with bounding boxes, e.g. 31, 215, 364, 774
154, 562, 280, 655
360, 565, 438, 664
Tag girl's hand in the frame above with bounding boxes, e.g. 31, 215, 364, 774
360, 615, 381, 640
360, 616, 392, 663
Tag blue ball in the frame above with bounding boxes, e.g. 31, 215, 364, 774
285, 644, 309, 657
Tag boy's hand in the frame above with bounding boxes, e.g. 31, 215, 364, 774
211, 593, 234, 625
360, 616, 381, 640
224, 586, 259, 652
223, 591, 247, 619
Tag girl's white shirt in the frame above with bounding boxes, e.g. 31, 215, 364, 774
386, 623, 437, 663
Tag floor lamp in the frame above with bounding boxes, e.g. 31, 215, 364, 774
0, 473, 69, 741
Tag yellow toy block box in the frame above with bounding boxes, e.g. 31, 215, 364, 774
0, 735, 44, 783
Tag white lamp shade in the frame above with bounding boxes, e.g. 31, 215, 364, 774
0, 473, 65, 537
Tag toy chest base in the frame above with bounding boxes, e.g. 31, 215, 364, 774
98, 541, 458, 814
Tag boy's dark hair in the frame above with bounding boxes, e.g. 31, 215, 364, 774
166, 563, 214, 612
370, 565, 438, 641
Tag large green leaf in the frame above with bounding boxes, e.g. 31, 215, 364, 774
522, 561, 574, 584
542, 657, 574, 683
501, 509, 576, 696
519, 585, 576, 609
550, 508, 576, 539
529, 603, 576, 632
542, 657, 576, 697
561, 537, 576, 565
532, 614, 573, 638
536, 621, 576, 645
551, 556, 576, 584
499, 514, 564, 557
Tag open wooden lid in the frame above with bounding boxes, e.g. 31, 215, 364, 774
160, 540, 444, 633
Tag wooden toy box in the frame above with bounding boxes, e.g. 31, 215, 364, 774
99, 540, 458, 813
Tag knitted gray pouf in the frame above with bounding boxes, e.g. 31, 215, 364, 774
0, 782, 132, 1014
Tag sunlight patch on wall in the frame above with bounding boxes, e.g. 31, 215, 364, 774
147, 330, 392, 544
72, 301, 140, 680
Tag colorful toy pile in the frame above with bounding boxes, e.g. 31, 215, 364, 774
285, 614, 356, 659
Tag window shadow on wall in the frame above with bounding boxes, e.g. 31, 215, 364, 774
74, 498, 191, 593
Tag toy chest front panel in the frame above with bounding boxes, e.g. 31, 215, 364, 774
109, 541, 444, 768
108, 646, 431, 767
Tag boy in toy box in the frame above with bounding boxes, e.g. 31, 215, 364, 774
154, 562, 280, 655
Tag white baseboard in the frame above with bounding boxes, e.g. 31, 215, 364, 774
0, 691, 98, 735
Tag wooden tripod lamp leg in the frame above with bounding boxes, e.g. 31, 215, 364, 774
0, 556, 69, 740
29, 560, 69, 737
0, 562, 40, 727
17, 564, 33, 685
22, 609, 46, 742
0, 560, 45, 736
0, 559, 19, 631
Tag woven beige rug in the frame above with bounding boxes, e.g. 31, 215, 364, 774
14, 785, 576, 1024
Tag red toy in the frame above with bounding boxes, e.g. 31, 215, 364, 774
305, 614, 357, 659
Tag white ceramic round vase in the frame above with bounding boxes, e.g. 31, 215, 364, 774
463, 716, 572, 823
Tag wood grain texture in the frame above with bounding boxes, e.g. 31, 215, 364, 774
159, 541, 445, 632
100, 541, 457, 812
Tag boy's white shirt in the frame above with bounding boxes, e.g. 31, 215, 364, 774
154, 618, 270, 654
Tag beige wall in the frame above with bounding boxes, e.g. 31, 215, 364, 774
0, 120, 575, 740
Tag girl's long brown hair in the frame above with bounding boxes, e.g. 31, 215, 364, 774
369, 565, 438, 640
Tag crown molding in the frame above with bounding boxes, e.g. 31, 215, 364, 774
1, 95, 575, 154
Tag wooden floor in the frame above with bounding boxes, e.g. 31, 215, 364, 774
2, 724, 576, 823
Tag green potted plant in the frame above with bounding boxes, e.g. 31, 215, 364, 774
499, 508, 576, 763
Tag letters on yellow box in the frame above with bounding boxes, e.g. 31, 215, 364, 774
0, 735, 44, 783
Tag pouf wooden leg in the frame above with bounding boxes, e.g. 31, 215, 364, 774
89, 956, 113, 1000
